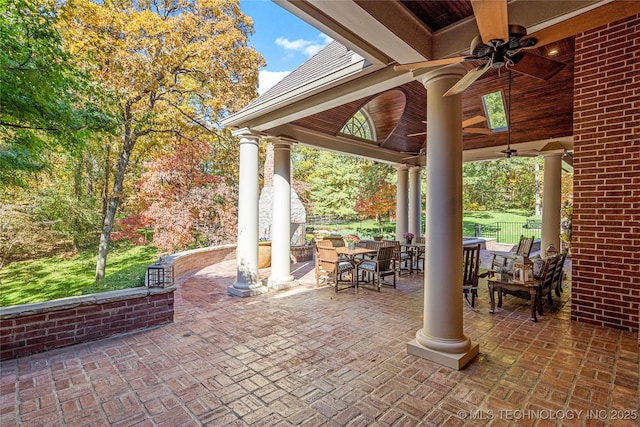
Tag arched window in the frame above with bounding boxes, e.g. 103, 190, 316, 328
341, 109, 375, 140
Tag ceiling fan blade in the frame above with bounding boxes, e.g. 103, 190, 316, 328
463, 128, 492, 135
462, 115, 487, 128
407, 131, 427, 137
444, 61, 491, 96
511, 52, 565, 80
394, 56, 466, 72
471, 0, 509, 45
523, 1, 640, 48
420, 115, 486, 129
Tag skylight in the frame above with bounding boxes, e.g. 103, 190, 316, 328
481, 91, 508, 131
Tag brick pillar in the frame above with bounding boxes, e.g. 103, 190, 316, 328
572, 15, 640, 334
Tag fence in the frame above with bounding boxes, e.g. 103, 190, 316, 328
465, 221, 542, 244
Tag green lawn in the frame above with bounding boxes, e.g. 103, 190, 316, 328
0, 241, 158, 307
309, 209, 539, 243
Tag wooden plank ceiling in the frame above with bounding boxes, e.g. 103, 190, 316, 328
289, 1, 575, 157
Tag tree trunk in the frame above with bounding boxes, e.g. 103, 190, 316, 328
101, 143, 111, 228
95, 137, 134, 281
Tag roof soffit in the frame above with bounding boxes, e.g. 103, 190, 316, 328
275, 0, 434, 65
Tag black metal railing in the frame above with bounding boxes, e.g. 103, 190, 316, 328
463, 221, 541, 244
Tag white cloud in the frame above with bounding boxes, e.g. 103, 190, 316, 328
258, 70, 290, 95
275, 33, 333, 58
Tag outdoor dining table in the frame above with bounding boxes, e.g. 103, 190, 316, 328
336, 246, 377, 260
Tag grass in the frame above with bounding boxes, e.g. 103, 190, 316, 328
463, 209, 541, 244
0, 241, 158, 307
310, 210, 539, 244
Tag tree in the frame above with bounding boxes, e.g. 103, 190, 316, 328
60, 0, 264, 280
0, 0, 113, 187
354, 162, 395, 230
137, 137, 237, 253
307, 152, 362, 217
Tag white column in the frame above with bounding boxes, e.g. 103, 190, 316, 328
395, 165, 409, 241
268, 139, 298, 290
229, 129, 267, 297
542, 151, 564, 256
408, 166, 422, 237
407, 65, 479, 370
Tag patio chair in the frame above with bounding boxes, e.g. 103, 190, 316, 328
487, 235, 535, 276
501, 254, 560, 312
357, 245, 396, 291
413, 236, 426, 274
315, 245, 355, 292
463, 244, 481, 308
552, 251, 567, 296
387, 240, 412, 276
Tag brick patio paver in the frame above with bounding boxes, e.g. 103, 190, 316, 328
1, 253, 638, 426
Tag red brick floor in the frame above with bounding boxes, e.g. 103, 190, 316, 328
1, 256, 638, 426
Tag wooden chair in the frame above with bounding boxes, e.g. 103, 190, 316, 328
536, 254, 561, 312
387, 240, 412, 276
413, 236, 426, 274
315, 245, 355, 292
463, 244, 481, 308
553, 251, 567, 296
357, 246, 396, 291
501, 254, 560, 313
488, 235, 535, 275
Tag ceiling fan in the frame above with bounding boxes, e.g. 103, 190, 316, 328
406, 115, 490, 138
394, 0, 640, 96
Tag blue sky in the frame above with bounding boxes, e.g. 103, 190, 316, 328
240, 0, 332, 94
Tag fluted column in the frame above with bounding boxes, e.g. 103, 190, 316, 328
395, 165, 409, 241
229, 129, 267, 297
408, 166, 422, 237
268, 139, 298, 290
542, 151, 564, 256
407, 65, 479, 369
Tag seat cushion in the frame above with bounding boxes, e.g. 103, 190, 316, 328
338, 262, 354, 273
358, 261, 376, 272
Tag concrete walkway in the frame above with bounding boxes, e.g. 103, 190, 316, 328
1, 255, 638, 426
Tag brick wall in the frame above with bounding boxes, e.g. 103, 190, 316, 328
572, 15, 640, 334
167, 244, 236, 279
0, 244, 237, 360
0, 288, 174, 360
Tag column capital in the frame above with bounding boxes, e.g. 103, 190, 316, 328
540, 149, 565, 158
418, 64, 467, 88
232, 127, 266, 140
394, 164, 409, 172
267, 136, 298, 148
409, 165, 423, 174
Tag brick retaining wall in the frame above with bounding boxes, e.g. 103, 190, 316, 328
0, 244, 237, 360
0, 288, 174, 360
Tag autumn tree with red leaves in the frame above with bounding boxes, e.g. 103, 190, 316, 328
354, 163, 396, 231
137, 138, 237, 253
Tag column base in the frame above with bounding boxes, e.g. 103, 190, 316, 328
407, 338, 479, 370
268, 276, 298, 290
228, 283, 268, 297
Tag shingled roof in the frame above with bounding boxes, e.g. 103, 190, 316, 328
239, 40, 368, 111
